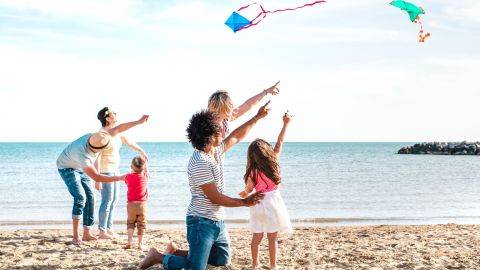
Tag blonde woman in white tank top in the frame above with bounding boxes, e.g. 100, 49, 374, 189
96, 107, 149, 239
207, 81, 280, 138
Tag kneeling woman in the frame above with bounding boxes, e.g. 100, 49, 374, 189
138, 102, 271, 270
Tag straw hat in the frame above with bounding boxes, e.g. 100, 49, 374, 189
88, 132, 110, 150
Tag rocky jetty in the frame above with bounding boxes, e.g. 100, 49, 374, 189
398, 141, 480, 155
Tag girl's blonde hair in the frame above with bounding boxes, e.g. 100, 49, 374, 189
244, 139, 282, 185
208, 91, 233, 118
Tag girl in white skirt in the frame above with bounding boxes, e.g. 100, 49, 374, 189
239, 112, 293, 270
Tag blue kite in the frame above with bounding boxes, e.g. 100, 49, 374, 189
225, 1, 327, 33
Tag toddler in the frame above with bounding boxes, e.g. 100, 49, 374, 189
124, 155, 149, 250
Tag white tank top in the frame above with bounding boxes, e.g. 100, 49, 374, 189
98, 127, 123, 173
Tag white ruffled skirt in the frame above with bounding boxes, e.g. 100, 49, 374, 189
249, 190, 293, 233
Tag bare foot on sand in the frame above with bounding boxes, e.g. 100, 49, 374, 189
98, 231, 112, 239
164, 241, 178, 254
107, 230, 120, 238
71, 238, 82, 245
138, 243, 147, 251
138, 248, 163, 270
82, 235, 97, 241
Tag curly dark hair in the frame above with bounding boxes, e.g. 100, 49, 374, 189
244, 139, 282, 185
186, 110, 221, 151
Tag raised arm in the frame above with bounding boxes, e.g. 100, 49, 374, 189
274, 112, 291, 157
107, 115, 149, 137
223, 101, 271, 153
121, 135, 149, 161
144, 164, 149, 179
232, 81, 280, 120
201, 183, 263, 207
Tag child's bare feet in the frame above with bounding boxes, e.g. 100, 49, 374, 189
124, 243, 132, 249
138, 248, 163, 270
164, 241, 177, 254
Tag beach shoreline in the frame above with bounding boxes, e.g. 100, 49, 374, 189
2, 217, 480, 231
1, 224, 479, 269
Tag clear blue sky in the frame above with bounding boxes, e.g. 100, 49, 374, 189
0, 0, 479, 142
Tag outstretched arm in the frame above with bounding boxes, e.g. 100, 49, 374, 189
274, 112, 292, 158
121, 135, 148, 161
232, 81, 280, 120
83, 166, 125, 183
108, 115, 149, 137
201, 182, 263, 207
223, 101, 271, 153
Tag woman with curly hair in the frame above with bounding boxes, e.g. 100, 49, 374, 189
239, 112, 293, 270
138, 101, 271, 270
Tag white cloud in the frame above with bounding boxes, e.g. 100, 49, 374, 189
4, 28, 119, 48
296, 26, 403, 43
443, 2, 480, 23
0, 0, 140, 24
153, 1, 223, 23
425, 57, 480, 69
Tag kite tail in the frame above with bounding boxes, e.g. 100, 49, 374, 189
237, 2, 267, 32
415, 17, 430, 42
236, 1, 326, 32
237, 2, 257, 12
266, 0, 327, 14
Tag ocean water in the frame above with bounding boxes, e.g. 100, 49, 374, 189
1, 142, 480, 229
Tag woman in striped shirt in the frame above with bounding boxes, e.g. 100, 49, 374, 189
138, 102, 271, 270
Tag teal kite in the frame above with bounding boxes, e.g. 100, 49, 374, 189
390, 0, 430, 42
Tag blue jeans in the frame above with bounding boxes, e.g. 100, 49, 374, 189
98, 172, 119, 231
58, 168, 95, 229
163, 216, 230, 270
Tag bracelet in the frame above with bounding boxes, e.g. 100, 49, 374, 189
253, 116, 258, 122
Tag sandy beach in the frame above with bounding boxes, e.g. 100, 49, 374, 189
1, 224, 479, 269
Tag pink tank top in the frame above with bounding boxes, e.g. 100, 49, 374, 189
253, 170, 278, 193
